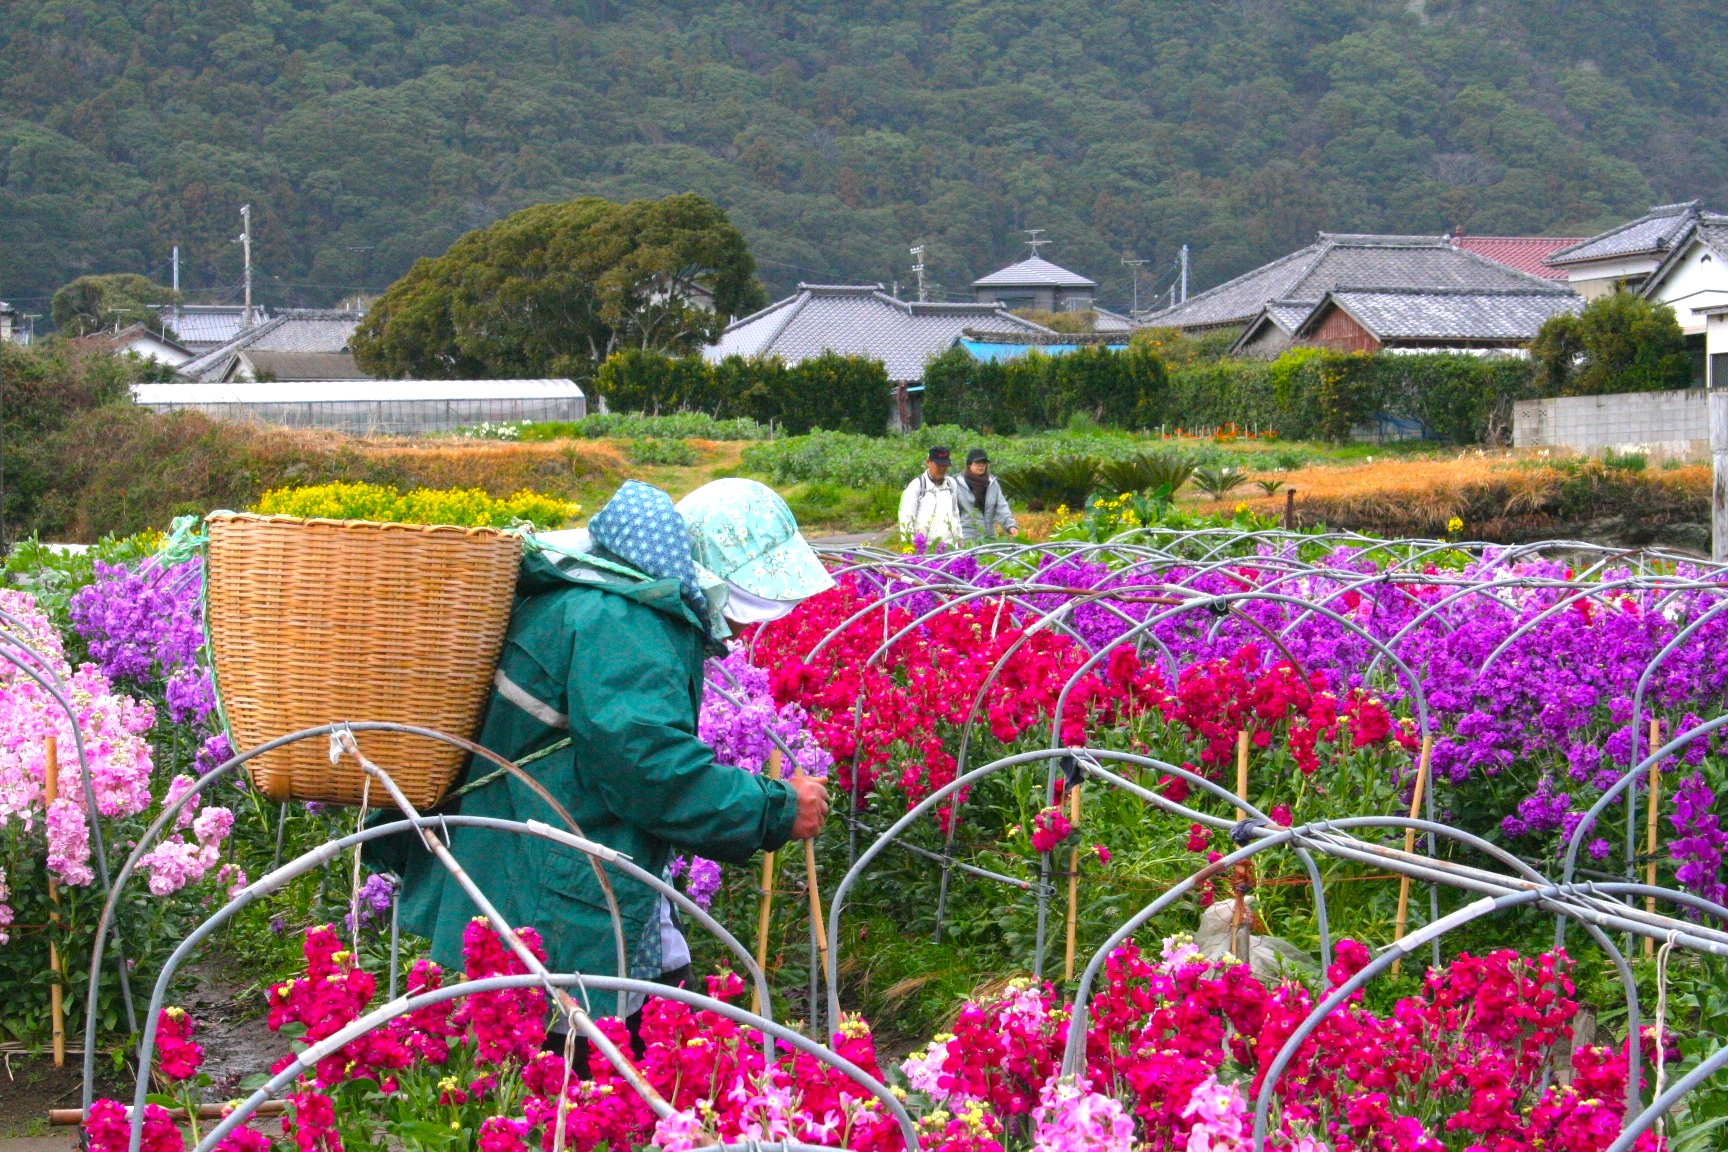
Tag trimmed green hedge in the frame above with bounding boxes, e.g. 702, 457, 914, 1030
593, 349, 890, 436
921, 345, 1168, 433
924, 345, 1539, 443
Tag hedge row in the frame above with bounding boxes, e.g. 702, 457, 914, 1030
923, 345, 1539, 443
594, 349, 889, 436
589, 343, 1541, 444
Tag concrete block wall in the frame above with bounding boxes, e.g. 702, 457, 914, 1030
1513, 389, 1710, 460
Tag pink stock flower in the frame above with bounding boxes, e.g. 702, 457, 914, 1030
213, 1128, 272, 1152
45, 798, 95, 886
155, 1007, 203, 1081
651, 1106, 713, 1152
477, 1117, 528, 1152
283, 1089, 342, 1152
85, 1098, 183, 1152
1033, 1077, 1137, 1152
162, 775, 199, 829
193, 805, 234, 846
1031, 806, 1072, 853
1094, 843, 1112, 865
1179, 1075, 1247, 1151
455, 918, 548, 1065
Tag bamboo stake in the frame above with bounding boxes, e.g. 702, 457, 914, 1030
1063, 780, 1082, 982
1232, 731, 1250, 962
45, 735, 65, 1068
1646, 718, 1662, 959
752, 749, 783, 1016
51, 1102, 287, 1125
1390, 734, 1434, 976
798, 760, 830, 1016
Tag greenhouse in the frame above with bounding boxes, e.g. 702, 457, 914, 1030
132, 378, 587, 435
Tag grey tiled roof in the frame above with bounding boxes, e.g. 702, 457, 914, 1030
152, 306, 268, 350
972, 256, 1098, 289
1546, 202, 1721, 266
706, 285, 1051, 382
177, 309, 364, 381
1139, 234, 1557, 331
1264, 301, 1316, 333
1310, 287, 1580, 343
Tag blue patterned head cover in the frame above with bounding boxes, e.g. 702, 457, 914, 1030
586, 480, 709, 620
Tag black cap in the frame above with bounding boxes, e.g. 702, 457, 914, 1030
928, 446, 952, 464
966, 449, 989, 464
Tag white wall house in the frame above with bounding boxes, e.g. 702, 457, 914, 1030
1638, 219, 1728, 338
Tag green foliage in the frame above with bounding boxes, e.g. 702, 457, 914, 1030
2, 0, 1707, 316
349, 195, 765, 381
252, 481, 577, 528
741, 424, 1216, 491
996, 454, 1104, 511
1532, 292, 1694, 396
519, 412, 777, 442
1097, 452, 1194, 497
921, 345, 1167, 433
3, 532, 159, 662
592, 349, 890, 436
1, 344, 148, 540
1190, 464, 1250, 499
625, 437, 698, 466
923, 344, 1534, 444
50, 274, 180, 337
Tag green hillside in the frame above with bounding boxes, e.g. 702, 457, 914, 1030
2, 0, 1724, 318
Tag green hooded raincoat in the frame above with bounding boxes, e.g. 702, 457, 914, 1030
367, 548, 798, 979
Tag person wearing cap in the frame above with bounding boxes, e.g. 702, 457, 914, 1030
371, 478, 833, 1061
897, 445, 966, 547
954, 449, 1018, 541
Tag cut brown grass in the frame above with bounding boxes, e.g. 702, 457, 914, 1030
1187, 450, 1710, 541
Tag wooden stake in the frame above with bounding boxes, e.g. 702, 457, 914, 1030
1063, 781, 1082, 982
752, 750, 783, 1015
1391, 734, 1433, 976
1232, 731, 1250, 962
1646, 718, 1662, 959
45, 735, 65, 1067
797, 758, 830, 1010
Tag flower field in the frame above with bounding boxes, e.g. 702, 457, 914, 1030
3, 525, 1727, 1151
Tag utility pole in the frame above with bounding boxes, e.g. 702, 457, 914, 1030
1122, 256, 1148, 314
171, 245, 179, 294
909, 245, 928, 302
1179, 243, 1190, 304
236, 205, 254, 327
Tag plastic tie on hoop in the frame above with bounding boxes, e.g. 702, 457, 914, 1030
1058, 754, 1084, 789
1229, 817, 1269, 846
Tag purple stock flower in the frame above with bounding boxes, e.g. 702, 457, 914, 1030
1669, 772, 1727, 906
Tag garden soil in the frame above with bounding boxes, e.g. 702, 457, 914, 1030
0, 951, 279, 1138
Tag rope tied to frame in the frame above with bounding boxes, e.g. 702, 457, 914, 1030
1653, 929, 1680, 1146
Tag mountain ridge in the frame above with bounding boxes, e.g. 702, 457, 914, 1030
2, 0, 1723, 319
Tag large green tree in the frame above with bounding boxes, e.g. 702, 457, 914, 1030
1531, 292, 1692, 396
351, 195, 765, 380
49, 274, 179, 338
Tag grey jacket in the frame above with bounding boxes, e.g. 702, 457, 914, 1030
956, 473, 1018, 540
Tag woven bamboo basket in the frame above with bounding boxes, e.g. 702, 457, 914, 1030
205, 513, 523, 808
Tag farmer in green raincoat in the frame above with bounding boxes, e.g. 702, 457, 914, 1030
370, 478, 833, 1047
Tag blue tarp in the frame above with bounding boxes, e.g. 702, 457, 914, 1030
960, 338, 1130, 362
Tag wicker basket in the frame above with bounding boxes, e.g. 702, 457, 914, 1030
205, 513, 523, 808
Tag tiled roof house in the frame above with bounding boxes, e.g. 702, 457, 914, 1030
1289, 287, 1581, 354
176, 309, 369, 382
1141, 233, 1571, 356
707, 284, 1051, 382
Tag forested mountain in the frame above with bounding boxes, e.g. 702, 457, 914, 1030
2, 0, 1724, 320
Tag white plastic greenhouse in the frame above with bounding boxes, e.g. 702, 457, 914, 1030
132, 378, 586, 435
